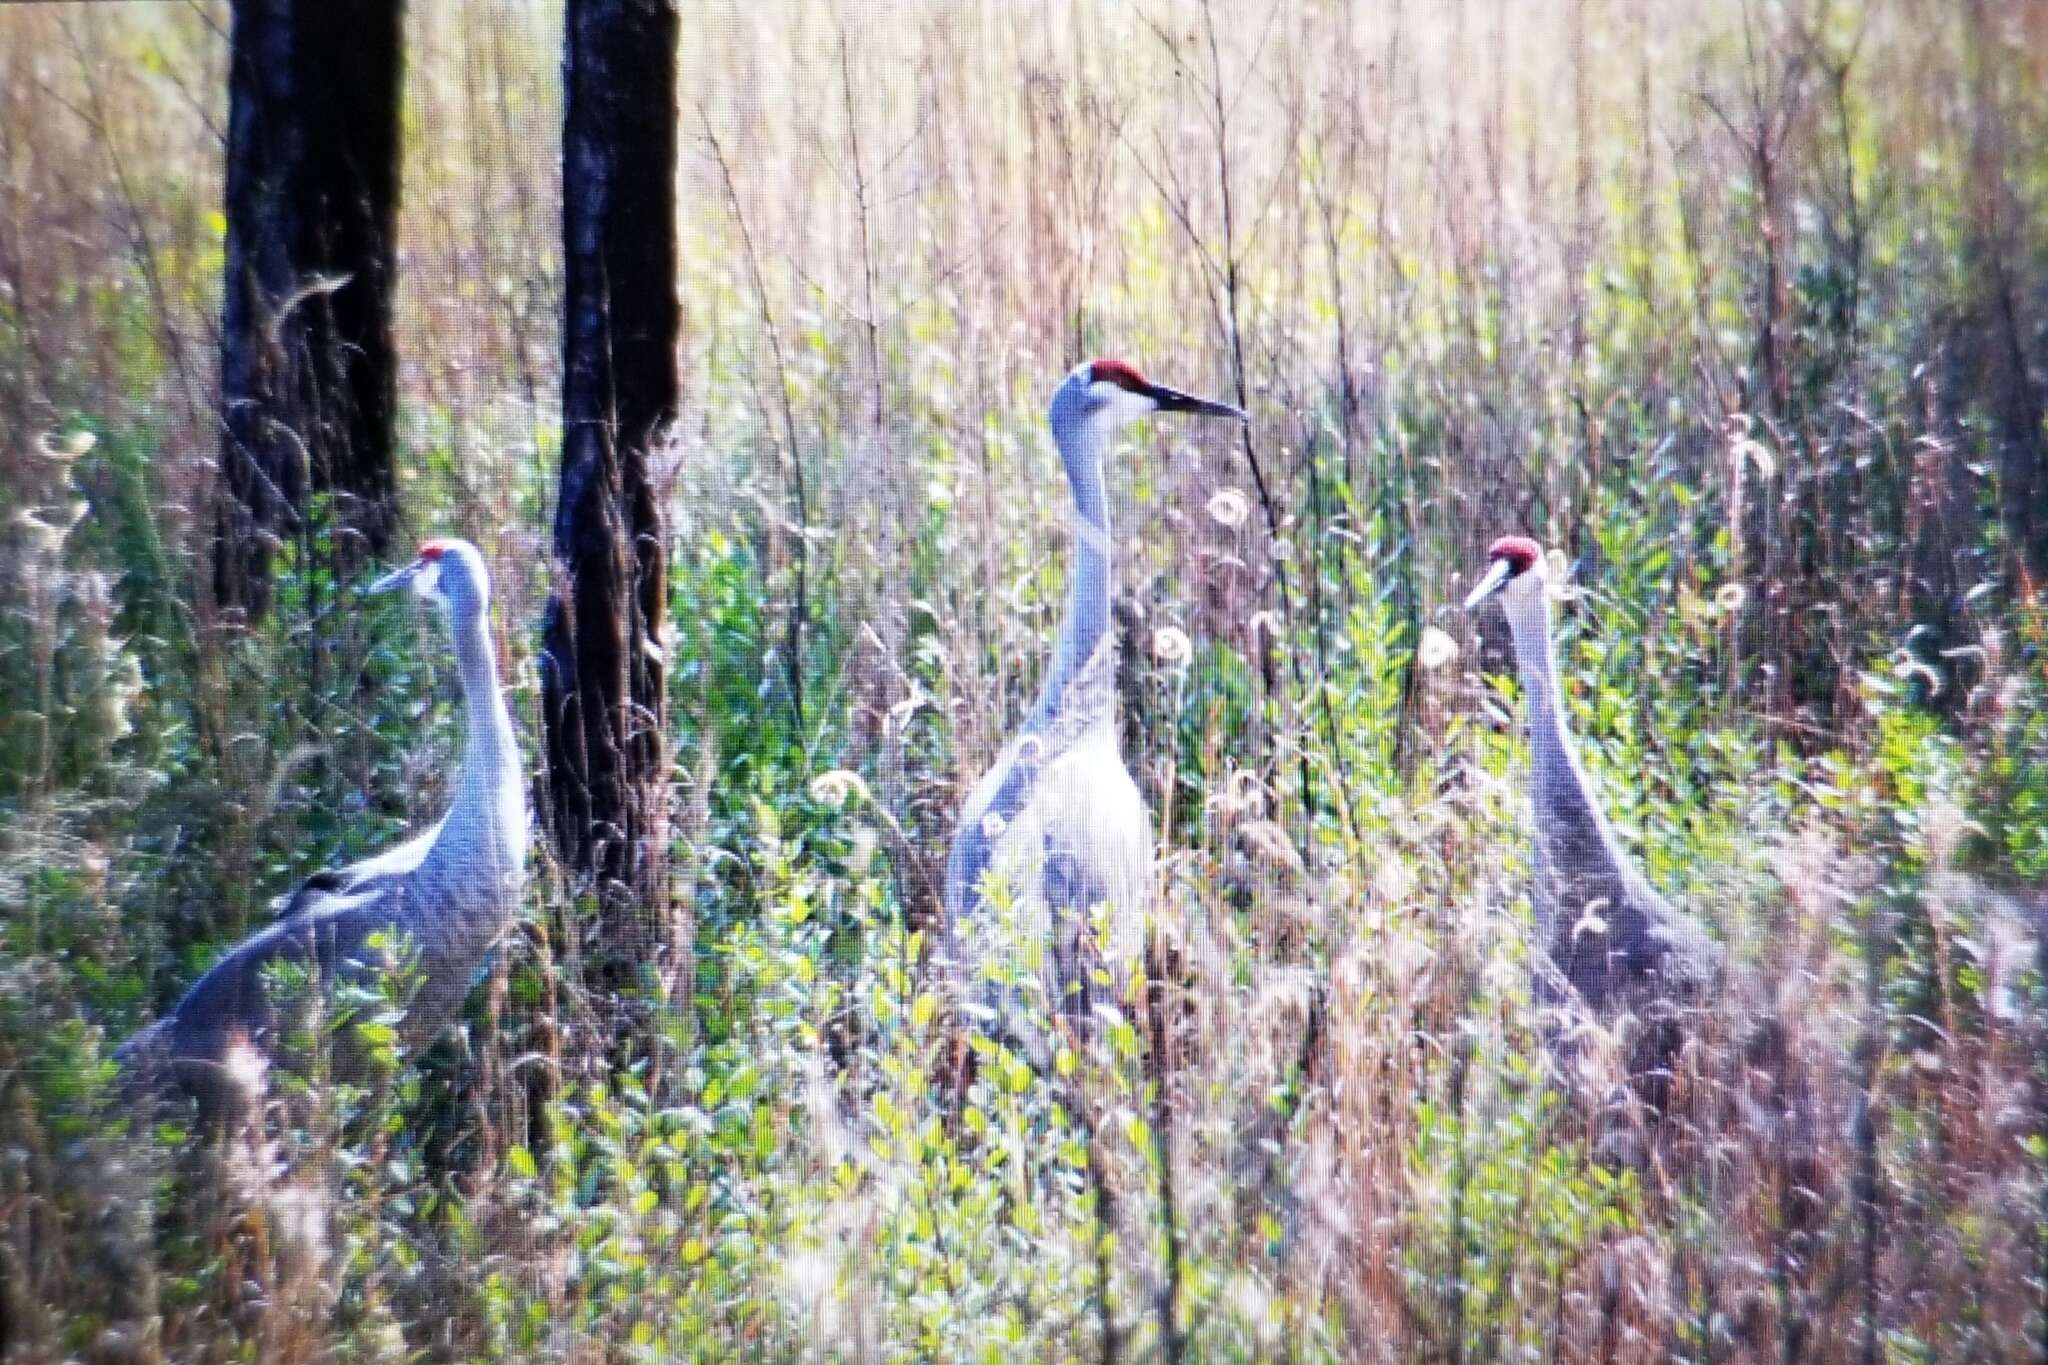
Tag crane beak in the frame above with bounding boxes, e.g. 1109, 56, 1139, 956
1462, 558, 1514, 611
367, 558, 423, 595
1143, 380, 1246, 422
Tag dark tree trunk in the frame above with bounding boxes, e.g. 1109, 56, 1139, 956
540, 0, 678, 994
214, 0, 404, 617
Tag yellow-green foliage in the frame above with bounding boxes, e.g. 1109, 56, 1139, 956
3, 0, 2047, 1360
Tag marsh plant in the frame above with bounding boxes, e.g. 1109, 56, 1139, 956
3, 0, 2048, 1360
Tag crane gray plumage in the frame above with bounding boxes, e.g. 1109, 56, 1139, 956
1464, 536, 1719, 1025
120, 539, 528, 1112
945, 359, 1243, 1027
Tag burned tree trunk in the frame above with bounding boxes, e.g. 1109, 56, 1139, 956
540, 0, 679, 994
214, 0, 404, 617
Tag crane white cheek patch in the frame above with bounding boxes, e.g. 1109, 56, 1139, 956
1088, 382, 1156, 425
413, 560, 442, 598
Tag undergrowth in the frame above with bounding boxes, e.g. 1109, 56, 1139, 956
3, 0, 2048, 1360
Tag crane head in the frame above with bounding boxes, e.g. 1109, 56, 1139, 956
368, 537, 491, 618
1463, 534, 1545, 610
1059, 358, 1247, 426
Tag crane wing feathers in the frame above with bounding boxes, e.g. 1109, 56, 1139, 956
1538, 830, 1721, 1010
269, 824, 442, 917
945, 740, 1045, 919
166, 884, 405, 1047
946, 729, 1151, 990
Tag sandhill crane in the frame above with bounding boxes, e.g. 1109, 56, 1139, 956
946, 359, 1244, 1034
121, 539, 528, 1113
1463, 535, 1718, 1037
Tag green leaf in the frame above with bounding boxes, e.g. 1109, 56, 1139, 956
355, 1021, 399, 1047
1125, 1114, 1153, 1154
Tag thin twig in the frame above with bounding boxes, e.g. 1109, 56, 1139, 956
1143, 938, 1183, 1365
699, 103, 810, 738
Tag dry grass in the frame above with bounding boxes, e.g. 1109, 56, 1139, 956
2, 0, 2047, 1360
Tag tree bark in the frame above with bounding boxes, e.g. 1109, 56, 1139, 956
540, 0, 678, 993
214, 0, 404, 617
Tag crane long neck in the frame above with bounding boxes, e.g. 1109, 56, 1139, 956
410, 595, 525, 1013
442, 605, 518, 833
1505, 589, 1614, 846
1031, 405, 1113, 730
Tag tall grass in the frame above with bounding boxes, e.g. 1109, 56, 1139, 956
2, 0, 2047, 1359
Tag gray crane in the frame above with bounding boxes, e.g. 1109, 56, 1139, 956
946, 359, 1244, 1031
121, 538, 528, 1113
1463, 535, 1719, 1030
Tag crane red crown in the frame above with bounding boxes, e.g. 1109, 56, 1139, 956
418, 539, 454, 561
1487, 535, 1542, 572
1089, 358, 1149, 391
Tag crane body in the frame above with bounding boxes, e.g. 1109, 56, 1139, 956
948, 638, 1148, 1016
946, 360, 1242, 1027
122, 539, 527, 1112
1464, 536, 1718, 1019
